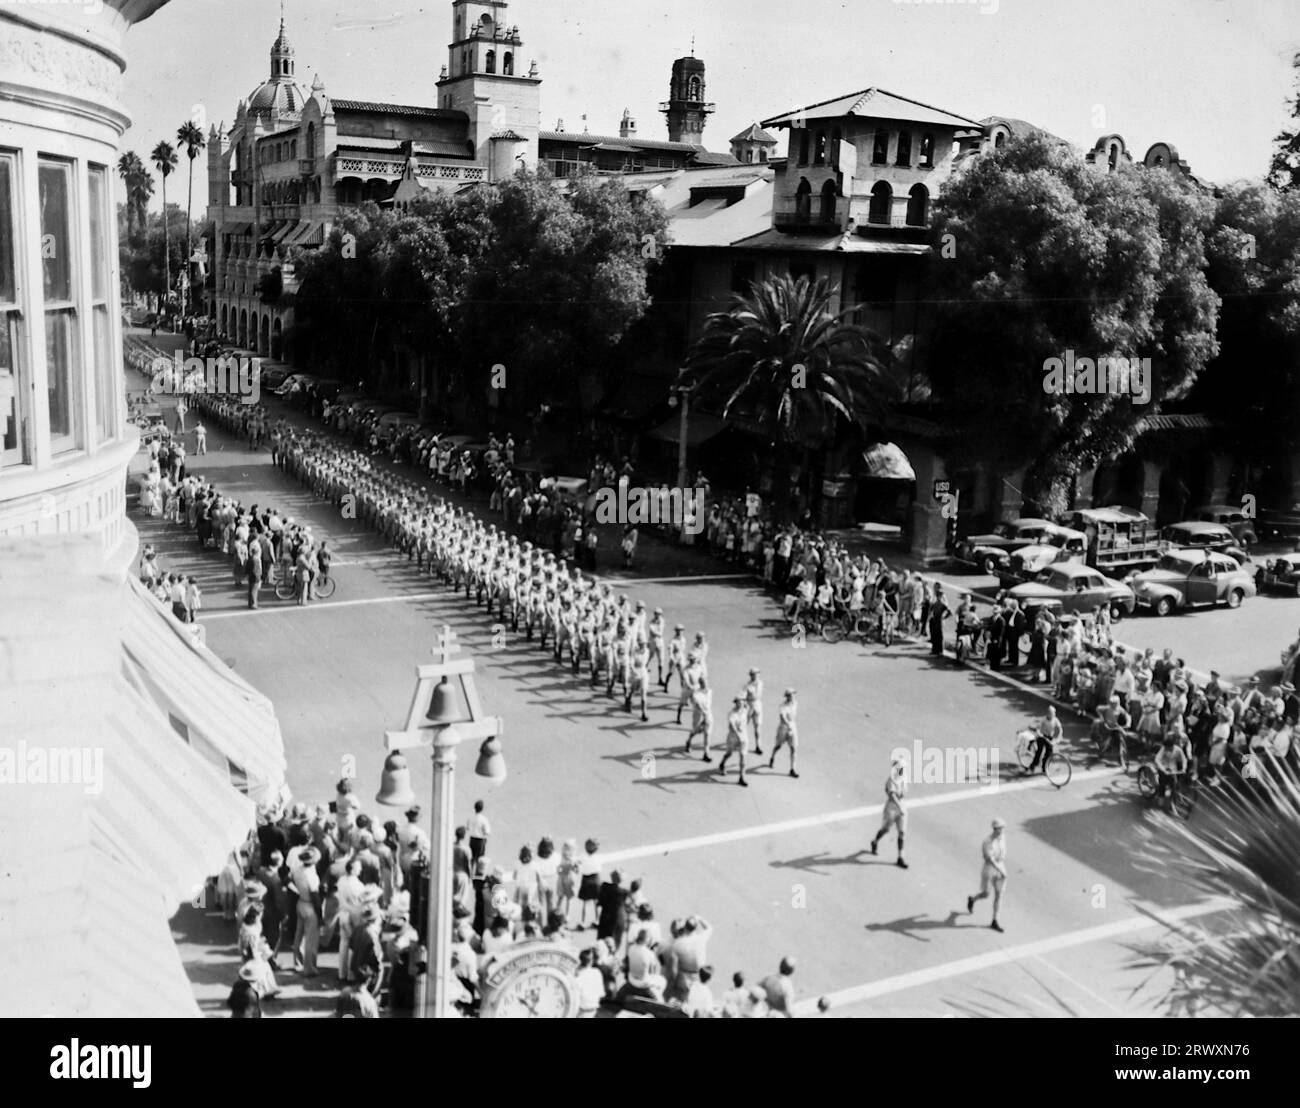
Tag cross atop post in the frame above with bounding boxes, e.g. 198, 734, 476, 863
433, 625, 460, 666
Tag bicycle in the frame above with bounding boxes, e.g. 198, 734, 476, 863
1014, 728, 1072, 788
1092, 723, 1141, 773
314, 569, 337, 600
1136, 764, 1196, 818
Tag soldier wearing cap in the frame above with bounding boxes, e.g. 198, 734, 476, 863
665, 623, 688, 694
646, 606, 667, 685
744, 667, 764, 756
769, 688, 799, 778
966, 818, 1008, 932
716, 695, 750, 786
685, 674, 714, 760
678, 650, 704, 726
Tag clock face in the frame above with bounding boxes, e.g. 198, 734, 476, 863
493, 968, 576, 1019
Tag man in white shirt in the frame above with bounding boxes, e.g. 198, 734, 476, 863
682, 966, 716, 1017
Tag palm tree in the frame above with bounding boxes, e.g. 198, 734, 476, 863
116, 152, 152, 243
683, 274, 893, 515
150, 140, 178, 316
1132, 762, 1300, 1017
176, 120, 206, 317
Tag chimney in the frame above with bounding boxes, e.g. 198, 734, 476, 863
619, 108, 636, 139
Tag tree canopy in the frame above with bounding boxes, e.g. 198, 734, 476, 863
923, 133, 1220, 509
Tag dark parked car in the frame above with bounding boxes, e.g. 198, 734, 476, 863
953, 518, 1061, 575
1160, 521, 1251, 566
1195, 503, 1258, 546
1260, 553, 1300, 597
1008, 564, 1137, 619
1129, 550, 1257, 615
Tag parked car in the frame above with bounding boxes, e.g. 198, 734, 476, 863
1195, 503, 1258, 546
1007, 564, 1136, 619
952, 518, 1062, 575
275, 373, 316, 397
259, 365, 292, 390
1260, 553, 1300, 597
309, 378, 346, 404
1128, 549, 1257, 615
1258, 504, 1300, 545
997, 525, 1088, 587
1160, 521, 1252, 566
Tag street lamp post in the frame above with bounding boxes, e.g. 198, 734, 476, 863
377, 627, 505, 1019
668, 377, 692, 489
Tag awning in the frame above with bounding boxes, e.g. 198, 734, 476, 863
856, 442, 917, 481
648, 411, 729, 447
220, 220, 253, 236
283, 220, 325, 246
2, 789, 205, 1017
269, 220, 299, 244
122, 577, 287, 805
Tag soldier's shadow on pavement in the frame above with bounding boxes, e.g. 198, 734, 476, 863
862, 911, 966, 942
769, 849, 889, 876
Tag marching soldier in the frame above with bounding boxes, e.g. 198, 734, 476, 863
744, 668, 764, 756
716, 696, 750, 786
678, 651, 703, 726
665, 624, 688, 694
685, 675, 714, 761
626, 642, 651, 721
647, 607, 667, 686
769, 689, 799, 778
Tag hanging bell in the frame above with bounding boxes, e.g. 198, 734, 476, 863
376, 751, 417, 807
425, 675, 460, 725
474, 735, 507, 783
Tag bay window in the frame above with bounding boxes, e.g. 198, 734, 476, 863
0, 152, 27, 467
39, 158, 81, 454
89, 164, 115, 444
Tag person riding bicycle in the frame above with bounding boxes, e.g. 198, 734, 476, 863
1153, 735, 1188, 807
1027, 705, 1063, 773
785, 576, 815, 623
813, 580, 836, 625
1090, 694, 1132, 764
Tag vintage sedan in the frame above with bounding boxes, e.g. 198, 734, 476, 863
1129, 550, 1257, 615
997, 525, 1087, 587
952, 518, 1061, 575
1007, 564, 1136, 619
1160, 521, 1252, 566
1260, 553, 1300, 597
1195, 503, 1258, 546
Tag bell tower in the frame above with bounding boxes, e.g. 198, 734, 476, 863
660, 53, 714, 144
436, 0, 541, 172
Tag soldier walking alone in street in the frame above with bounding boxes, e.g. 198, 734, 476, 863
966, 818, 1008, 932
868, 757, 908, 867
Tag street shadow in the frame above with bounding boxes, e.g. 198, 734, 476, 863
862, 910, 966, 942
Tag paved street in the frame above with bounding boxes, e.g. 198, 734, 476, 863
129, 351, 1244, 1017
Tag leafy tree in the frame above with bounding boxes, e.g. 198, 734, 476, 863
454, 169, 668, 418
923, 133, 1219, 512
683, 273, 893, 511
150, 141, 178, 312
1269, 51, 1300, 191
176, 120, 206, 315
1194, 182, 1300, 504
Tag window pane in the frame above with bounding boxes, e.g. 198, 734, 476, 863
45, 308, 79, 446
88, 165, 108, 300
94, 306, 114, 442
39, 161, 73, 303
0, 158, 14, 304
2, 315, 25, 464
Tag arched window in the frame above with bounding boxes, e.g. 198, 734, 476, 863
994, 130, 1006, 149
745, 149, 754, 163
688, 76, 702, 101
798, 130, 810, 165
872, 131, 889, 166
895, 131, 912, 167
1108, 143, 1118, 170
485, 50, 496, 74
503, 52, 514, 75
919, 133, 935, 168
906, 184, 928, 226
814, 131, 827, 166
820, 180, 837, 223
868, 181, 892, 225
306, 123, 316, 159
795, 178, 812, 223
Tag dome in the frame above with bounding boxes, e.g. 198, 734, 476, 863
246, 78, 304, 118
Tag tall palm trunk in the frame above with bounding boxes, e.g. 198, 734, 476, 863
160, 175, 170, 316
184, 160, 193, 317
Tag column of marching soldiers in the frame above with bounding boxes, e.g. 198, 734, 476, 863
213, 406, 801, 787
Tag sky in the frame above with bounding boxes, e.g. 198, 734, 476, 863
120, 0, 1298, 213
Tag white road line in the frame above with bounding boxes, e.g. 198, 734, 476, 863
601, 766, 1114, 865
791, 898, 1234, 1016
1029, 952, 1126, 1016
201, 591, 448, 618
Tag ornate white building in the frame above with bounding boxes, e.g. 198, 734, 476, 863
207, 0, 542, 360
